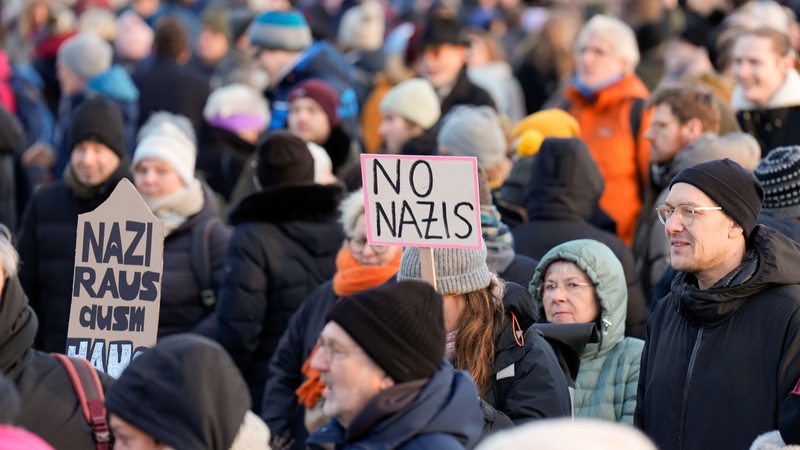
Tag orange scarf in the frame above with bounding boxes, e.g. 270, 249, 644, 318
296, 246, 401, 409
331, 246, 401, 296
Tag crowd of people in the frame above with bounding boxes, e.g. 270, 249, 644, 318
3, 0, 800, 449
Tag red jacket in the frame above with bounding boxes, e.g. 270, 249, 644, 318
564, 74, 652, 246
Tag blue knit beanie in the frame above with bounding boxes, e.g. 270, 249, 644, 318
248, 10, 312, 51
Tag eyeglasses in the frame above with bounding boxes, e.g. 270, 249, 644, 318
347, 236, 390, 254
656, 204, 723, 226
542, 281, 593, 295
317, 336, 363, 363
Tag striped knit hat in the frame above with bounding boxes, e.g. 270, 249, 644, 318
247, 10, 312, 51
755, 146, 800, 219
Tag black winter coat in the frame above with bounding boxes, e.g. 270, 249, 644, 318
635, 226, 800, 450
16, 168, 130, 353
483, 282, 572, 424
196, 125, 256, 201
216, 183, 344, 412
0, 276, 113, 449
158, 183, 230, 337
511, 138, 648, 338
737, 105, 800, 158
262, 280, 338, 450
132, 57, 210, 136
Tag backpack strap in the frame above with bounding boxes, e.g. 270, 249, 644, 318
51, 354, 109, 450
629, 97, 646, 200
191, 217, 221, 311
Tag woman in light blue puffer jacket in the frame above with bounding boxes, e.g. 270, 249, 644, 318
529, 239, 644, 424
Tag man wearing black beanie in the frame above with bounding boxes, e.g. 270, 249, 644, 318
306, 280, 484, 449
16, 96, 132, 353
635, 158, 800, 450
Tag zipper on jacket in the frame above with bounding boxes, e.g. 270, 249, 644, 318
678, 326, 703, 450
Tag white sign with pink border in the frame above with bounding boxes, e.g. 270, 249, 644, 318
360, 154, 482, 249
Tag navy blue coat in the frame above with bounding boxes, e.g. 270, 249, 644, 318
307, 363, 484, 450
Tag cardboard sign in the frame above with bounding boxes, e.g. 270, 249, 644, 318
66, 179, 164, 378
361, 154, 482, 249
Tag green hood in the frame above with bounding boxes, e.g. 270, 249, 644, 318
529, 239, 627, 358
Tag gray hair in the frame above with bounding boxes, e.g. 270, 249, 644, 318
339, 189, 366, 234
0, 224, 19, 279
575, 14, 640, 74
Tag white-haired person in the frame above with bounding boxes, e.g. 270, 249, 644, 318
475, 418, 656, 450
132, 113, 231, 338
197, 83, 271, 201
262, 189, 403, 449
563, 14, 653, 247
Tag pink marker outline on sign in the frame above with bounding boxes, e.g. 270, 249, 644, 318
360, 154, 483, 250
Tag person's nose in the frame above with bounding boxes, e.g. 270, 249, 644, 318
664, 210, 685, 234
310, 345, 329, 372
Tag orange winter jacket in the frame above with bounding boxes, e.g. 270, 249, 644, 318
564, 74, 652, 246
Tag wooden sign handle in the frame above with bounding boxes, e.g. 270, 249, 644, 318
419, 247, 437, 292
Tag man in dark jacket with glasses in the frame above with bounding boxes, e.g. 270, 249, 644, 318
636, 158, 800, 450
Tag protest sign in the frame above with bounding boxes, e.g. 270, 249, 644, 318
361, 155, 482, 290
66, 179, 164, 378
361, 154, 482, 248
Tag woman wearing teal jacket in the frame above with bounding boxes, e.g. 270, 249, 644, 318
529, 239, 644, 423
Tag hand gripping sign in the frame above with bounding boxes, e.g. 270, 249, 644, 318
66, 179, 165, 378
361, 154, 482, 291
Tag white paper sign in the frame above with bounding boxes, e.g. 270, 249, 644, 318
360, 154, 482, 249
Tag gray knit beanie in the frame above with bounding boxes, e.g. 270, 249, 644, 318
438, 105, 507, 167
397, 246, 492, 295
57, 32, 113, 80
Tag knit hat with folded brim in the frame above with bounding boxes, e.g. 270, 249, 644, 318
248, 10, 312, 51
397, 245, 492, 295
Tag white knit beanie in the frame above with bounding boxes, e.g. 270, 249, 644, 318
203, 83, 271, 134
132, 121, 197, 186
380, 78, 441, 129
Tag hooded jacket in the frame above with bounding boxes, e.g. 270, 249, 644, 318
530, 239, 643, 424
306, 363, 484, 450
0, 275, 113, 449
635, 225, 800, 450
564, 73, 651, 246
511, 138, 648, 338
216, 183, 344, 413
105, 334, 268, 450
483, 282, 573, 424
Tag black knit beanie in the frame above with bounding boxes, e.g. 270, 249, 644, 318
67, 96, 126, 159
670, 158, 764, 238
325, 280, 445, 383
255, 131, 314, 189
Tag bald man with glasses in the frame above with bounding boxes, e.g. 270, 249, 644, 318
634, 158, 800, 450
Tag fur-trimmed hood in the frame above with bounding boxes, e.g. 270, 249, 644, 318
228, 183, 344, 225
